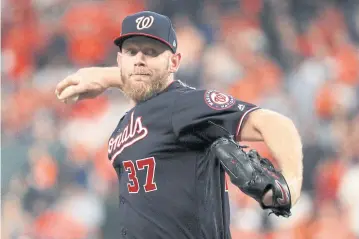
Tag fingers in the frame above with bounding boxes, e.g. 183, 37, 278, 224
57, 85, 81, 100
55, 74, 81, 96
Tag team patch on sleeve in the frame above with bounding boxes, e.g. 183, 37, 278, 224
204, 90, 235, 110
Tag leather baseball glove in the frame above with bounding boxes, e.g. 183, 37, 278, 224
211, 136, 292, 217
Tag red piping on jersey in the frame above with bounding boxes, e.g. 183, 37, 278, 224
235, 106, 260, 139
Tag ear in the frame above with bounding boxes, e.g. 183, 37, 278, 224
168, 53, 182, 73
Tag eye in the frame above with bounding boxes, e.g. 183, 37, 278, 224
143, 48, 157, 56
124, 48, 138, 56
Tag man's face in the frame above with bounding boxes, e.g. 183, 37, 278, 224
118, 36, 174, 103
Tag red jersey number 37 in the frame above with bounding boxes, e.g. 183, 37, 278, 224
122, 157, 157, 193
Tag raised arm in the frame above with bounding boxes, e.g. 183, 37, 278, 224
55, 67, 123, 103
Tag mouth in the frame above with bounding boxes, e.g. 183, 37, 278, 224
130, 74, 151, 82
131, 69, 152, 77
130, 74, 152, 80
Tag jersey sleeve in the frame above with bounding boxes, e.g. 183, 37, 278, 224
171, 89, 260, 145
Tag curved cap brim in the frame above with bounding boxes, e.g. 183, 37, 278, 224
114, 33, 175, 53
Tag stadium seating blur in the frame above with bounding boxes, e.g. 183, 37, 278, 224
2, 0, 358, 238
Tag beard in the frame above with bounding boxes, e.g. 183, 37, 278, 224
121, 64, 170, 103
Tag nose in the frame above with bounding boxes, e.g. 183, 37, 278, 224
134, 51, 146, 67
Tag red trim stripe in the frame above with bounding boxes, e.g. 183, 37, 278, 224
236, 107, 260, 138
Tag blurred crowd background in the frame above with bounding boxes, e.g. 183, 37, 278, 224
1, 0, 359, 238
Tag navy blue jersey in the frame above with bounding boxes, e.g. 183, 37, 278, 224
108, 80, 260, 239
